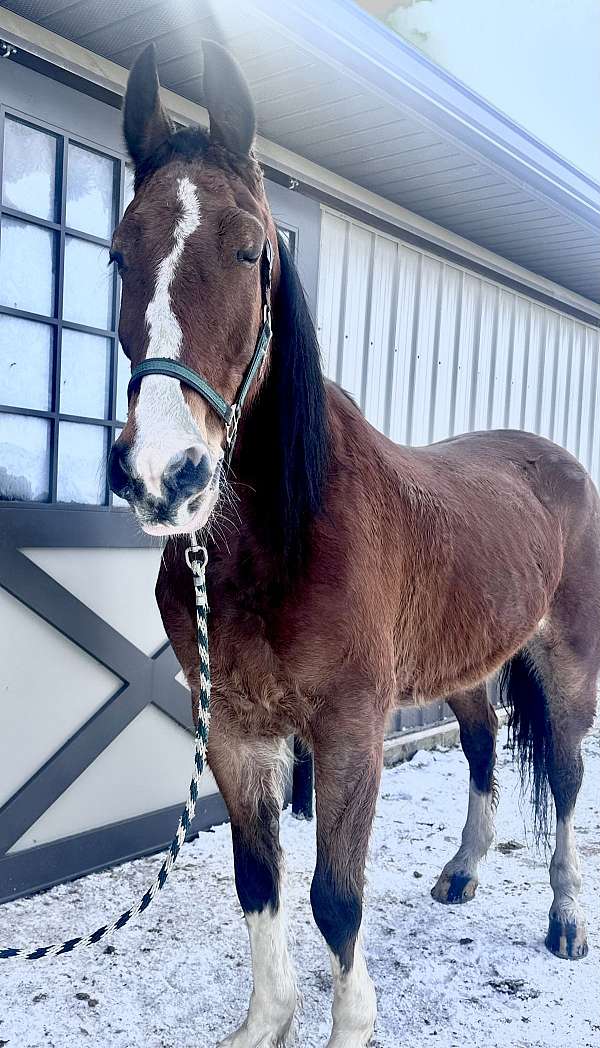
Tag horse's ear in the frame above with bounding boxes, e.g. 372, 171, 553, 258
123, 43, 173, 170
202, 40, 256, 156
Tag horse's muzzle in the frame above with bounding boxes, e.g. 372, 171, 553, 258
108, 438, 220, 534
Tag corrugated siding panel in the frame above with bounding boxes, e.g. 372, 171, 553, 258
565, 325, 584, 459
388, 247, 420, 444
318, 206, 600, 490
409, 256, 441, 446
470, 282, 496, 433
553, 318, 572, 449
363, 236, 398, 432
430, 266, 461, 443
339, 224, 372, 401
488, 290, 514, 430
590, 330, 600, 483
316, 210, 347, 380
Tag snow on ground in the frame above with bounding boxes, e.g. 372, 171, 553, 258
1, 727, 599, 1048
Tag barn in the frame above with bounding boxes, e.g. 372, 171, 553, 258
1, 0, 599, 906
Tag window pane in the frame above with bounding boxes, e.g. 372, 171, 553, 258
57, 421, 107, 504
278, 227, 296, 259
115, 347, 130, 422
0, 413, 50, 502
0, 316, 53, 410
60, 329, 111, 419
123, 164, 135, 213
0, 217, 56, 315
66, 144, 116, 240
111, 426, 128, 506
63, 237, 113, 329
2, 118, 57, 221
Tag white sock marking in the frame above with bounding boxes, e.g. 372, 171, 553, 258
459, 781, 495, 871
219, 904, 296, 1047
444, 780, 495, 880
327, 937, 377, 1048
550, 815, 583, 918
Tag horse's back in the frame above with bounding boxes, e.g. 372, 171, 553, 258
377, 425, 600, 697
427, 427, 596, 504
418, 427, 600, 565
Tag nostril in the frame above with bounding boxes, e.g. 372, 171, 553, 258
185, 444, 204, 468
108, 440, 133, 498
163, 446, 212, 498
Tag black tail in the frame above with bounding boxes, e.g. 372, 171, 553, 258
499, 650, 553, 846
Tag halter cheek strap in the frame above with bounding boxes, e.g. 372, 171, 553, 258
127, 237, 273, 459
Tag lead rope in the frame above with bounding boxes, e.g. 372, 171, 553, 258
0, 544, 210, 962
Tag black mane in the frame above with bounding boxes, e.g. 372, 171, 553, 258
237, 232, 330, 578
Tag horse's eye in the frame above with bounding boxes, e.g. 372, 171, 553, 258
109, 250, 127, 275
236, 246, 261, 265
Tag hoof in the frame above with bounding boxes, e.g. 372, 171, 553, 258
545, 914, 589, 960
326, 1036, 372, 1048
218, 1034, 286, 1048
218, 1026, 290, 1048
431, 870, 478, 905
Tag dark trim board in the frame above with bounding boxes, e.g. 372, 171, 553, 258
387, 700, 454, 735
0, 504, 150, 547
0, 776, 295, 907
0, 794, 230, 906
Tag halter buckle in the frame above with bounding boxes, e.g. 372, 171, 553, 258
225, 405, 240, 448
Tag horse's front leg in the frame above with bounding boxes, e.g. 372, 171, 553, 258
310, 701, 385, 1048
209, 717, 297, 1048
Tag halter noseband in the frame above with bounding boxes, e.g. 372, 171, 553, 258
127, 237, 274, 459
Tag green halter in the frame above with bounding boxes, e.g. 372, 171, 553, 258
127, 237, 273, 458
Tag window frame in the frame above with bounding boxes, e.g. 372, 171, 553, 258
0, 103, 127, 509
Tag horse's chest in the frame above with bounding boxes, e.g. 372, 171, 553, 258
207, 590, 310, 732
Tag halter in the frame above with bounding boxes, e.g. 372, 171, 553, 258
127, 237, 274, 459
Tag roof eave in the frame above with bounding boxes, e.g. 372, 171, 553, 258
248, 0, 600, 231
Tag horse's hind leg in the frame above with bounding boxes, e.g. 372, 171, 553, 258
518, 624, 598, 960
209, 716, 296, 1047
432, 684, 498, 904
310, 702, 385, 1048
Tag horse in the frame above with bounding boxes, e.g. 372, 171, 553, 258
108, 40, 600, 1047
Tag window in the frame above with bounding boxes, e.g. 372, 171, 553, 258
0, 111, 132, 506
277, 225, 297, 259
0, 114, 299, 508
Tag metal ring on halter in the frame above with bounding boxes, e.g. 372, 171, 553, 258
185, 544, 209, 571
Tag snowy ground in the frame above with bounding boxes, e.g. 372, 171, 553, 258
1, 728, 599, 1048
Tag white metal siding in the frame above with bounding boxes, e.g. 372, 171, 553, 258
317, 208, 600, 484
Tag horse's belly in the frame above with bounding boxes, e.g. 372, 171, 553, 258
394, 563, 554, 702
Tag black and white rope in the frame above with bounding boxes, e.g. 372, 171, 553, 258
0, 545, 210, 962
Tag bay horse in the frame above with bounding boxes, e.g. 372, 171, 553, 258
108, 41, 600, 1047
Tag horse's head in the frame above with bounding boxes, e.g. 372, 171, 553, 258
108, 42, 278, 535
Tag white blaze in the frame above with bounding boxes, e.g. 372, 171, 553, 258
145, 175, 200, 361
132, 176, 203, 497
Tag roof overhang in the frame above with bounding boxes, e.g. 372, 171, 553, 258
1, 0, 598, 306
